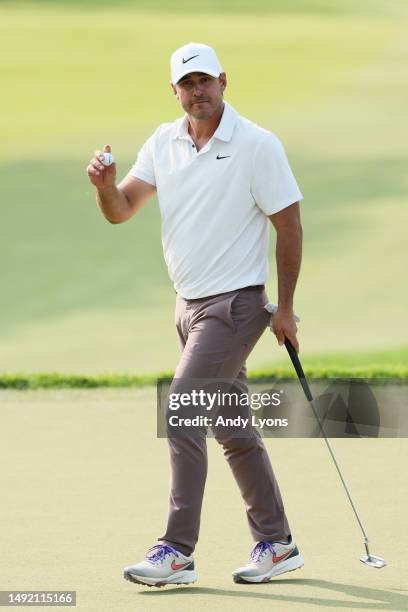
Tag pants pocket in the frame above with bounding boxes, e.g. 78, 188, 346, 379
227, 291, 252, 333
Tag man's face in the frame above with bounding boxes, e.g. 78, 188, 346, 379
171, 72, 227, 120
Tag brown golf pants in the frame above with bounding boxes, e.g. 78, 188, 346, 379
158, 286, 291, 555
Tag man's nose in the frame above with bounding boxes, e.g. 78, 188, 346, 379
192, 83, 205, 96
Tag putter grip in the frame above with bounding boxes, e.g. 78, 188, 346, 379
284, 338, 313, 402
284, 338, 303, 376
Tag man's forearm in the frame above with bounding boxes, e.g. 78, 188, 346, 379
275, 224, 303, 310
96, 184, 132, 224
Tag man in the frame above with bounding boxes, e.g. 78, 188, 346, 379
87, 42, 304, 587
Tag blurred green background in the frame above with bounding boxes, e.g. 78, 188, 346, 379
1, 0, 407, 375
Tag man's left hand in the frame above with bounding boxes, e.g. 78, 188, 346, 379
271, 308, 299, 353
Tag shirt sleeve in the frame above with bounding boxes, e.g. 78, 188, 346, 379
127, 132, 156, 186
251, 132, 303, 215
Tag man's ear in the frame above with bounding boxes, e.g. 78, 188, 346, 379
171, 82, 179, 98
219, 72, 227, 92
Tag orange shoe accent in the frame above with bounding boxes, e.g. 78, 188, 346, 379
171, 560, 191, 571
273, 549, 293, 564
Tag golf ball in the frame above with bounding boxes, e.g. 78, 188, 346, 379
102, 152, 114, 166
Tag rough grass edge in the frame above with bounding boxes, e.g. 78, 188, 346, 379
1, 367, 408, 390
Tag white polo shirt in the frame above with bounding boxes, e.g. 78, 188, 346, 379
128, 101, 303, 299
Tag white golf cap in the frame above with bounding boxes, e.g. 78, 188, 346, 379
170, 42, 223, 84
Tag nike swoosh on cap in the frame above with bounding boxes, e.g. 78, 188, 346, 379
182, 54, 199, 64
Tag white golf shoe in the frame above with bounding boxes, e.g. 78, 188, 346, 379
123, 543, 197, 587
232, 535, 304, 583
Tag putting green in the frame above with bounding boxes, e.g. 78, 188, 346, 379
0, 388, 406, 610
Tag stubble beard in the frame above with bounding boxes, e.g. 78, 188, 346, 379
187, 97, 223, 120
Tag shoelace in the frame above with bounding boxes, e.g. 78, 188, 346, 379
146, 544, 179, 565
250, 541, 276, 563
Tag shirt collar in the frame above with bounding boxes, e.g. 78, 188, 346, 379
172, 101, 237, 142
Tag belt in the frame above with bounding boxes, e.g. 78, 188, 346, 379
178, 284, 265, 302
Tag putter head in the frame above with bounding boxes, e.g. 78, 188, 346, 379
360, 554, 386, 568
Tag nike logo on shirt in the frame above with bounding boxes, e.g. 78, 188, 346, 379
216, 154, 231, 160
182, 55, 199, 64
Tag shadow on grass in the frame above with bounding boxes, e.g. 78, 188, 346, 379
136, 578, 408, 610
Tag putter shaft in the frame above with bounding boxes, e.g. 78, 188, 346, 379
284, 339, 372, 552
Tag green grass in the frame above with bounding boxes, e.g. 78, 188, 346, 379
1, 2, 407, 374
1, 387, 405, 610
5, 0, 408, 16
1, 364, 407, 389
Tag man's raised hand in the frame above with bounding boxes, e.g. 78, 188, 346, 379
87, 144, 116, 189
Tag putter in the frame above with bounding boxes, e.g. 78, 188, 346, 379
264, 304, 386, 569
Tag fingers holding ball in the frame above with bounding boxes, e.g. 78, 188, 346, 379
93, 149, 115, 166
